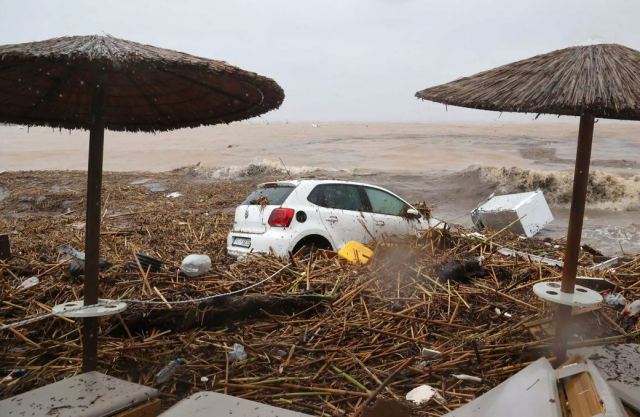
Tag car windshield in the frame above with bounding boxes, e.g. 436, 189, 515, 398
242, 184, 295, 206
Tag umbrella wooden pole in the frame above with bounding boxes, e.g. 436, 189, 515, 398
82, 79, 105, 372
554, 114, 595, 363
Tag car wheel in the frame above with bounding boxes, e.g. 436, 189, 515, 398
292, 235, 332, 257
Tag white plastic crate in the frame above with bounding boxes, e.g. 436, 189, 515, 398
471, 190, 553, 237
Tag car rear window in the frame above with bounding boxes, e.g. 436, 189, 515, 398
242, 185, 295, 206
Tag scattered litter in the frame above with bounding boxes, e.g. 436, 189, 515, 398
420, 348, 441, 359
68, 259, 84, 277
591, 257, 620, 271
59, 245, 111, 276
16, 276, 39, 290
59, 244, 85, 261
497, 247, 563, 267
405, 384, 444, 405
471, 190, 553, 237
338, 241, 373, 265
494, 307, 513, 318
166, 192, 183, 198
128, 253, 163, 272
180, 254, 212, 277
1, 369, 26, 383
228, 343, 247, 361
130, 178, 151, 185
155, 358, 182, 385
436, 258, 485, 283
603, 292, 627, 307
67, 258, 111, 277
274, 349, 288, 358
622, 300, 640, 317
452, 374, 483, 383
144, 182, 168, 193
200, 376, 209, 383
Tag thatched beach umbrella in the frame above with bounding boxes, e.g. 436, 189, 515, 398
416, 43, 640, 362
0, 35, 284, 371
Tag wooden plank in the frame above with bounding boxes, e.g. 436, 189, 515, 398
563, 371, 604, 417
115, 399, 160, 417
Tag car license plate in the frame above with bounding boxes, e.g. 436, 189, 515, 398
232, 237, 251, 248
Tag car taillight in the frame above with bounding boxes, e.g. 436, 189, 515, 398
268, 208, 295, 227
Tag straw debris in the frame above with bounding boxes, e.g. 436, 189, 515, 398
1, 171, 639, 416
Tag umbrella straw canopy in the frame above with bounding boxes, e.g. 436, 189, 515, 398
0, 35, 284, 131
416, 44, 640, 120
416, 43, 640, 362
0, 35, 284, 372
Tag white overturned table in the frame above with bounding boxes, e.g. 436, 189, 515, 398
160, 392, 313, 417
1, 371, 159, 417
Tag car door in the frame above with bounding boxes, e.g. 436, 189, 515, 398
361, 186, 421, 239
307, 183, 373, 249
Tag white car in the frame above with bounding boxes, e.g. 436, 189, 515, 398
227, 179, 434, 258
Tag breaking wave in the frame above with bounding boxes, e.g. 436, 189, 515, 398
175, 159, 350, 180
477, 166, 640, 210
174, 162, 640, 211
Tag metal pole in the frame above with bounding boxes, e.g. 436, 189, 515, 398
82, 74, 105, 372
553, 114, 595, 364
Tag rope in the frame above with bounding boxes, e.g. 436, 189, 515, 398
1, 262, 293, 331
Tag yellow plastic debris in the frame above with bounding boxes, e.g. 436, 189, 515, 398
338, 241, 374, 265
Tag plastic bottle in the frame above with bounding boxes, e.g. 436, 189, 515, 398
228, 343, 247, 361
180, 254, 212, 277
604, 293, 627, 306
17, 276, 39, 290
623, 300, 640, 317
59, 244, 85, 261
154, 358, 182, 384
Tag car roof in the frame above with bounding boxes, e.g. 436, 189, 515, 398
257, 179, 391, 189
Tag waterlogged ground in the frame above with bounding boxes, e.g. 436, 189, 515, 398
1, 166, 639, 256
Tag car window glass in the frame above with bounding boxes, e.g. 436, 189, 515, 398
242, 186, 294, 205
308, 184, 365, 211
364, 187, 406, 216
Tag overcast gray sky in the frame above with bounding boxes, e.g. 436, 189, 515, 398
2, 0, 639, 122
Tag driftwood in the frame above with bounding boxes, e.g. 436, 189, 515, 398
116, 294, 331, 334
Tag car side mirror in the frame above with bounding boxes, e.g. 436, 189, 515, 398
406, 208, 421, 219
